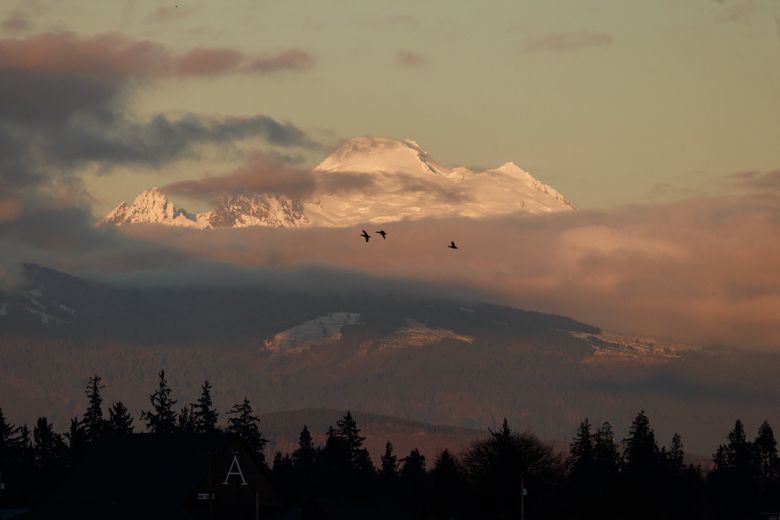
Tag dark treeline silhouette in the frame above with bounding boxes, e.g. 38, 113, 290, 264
2, 372, 780, 519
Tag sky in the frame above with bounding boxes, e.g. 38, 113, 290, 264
1, 0, 780, 349
1, 0, 779, 213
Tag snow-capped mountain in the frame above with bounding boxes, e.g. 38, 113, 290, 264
101, 188, 207, 228
100, 137, 574, 228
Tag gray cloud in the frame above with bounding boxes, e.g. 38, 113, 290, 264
161, 157, 468, 204
163, 157, 378, 201
1, 13, 33, 34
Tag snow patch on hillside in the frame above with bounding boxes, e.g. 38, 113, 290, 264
571, 331, 699, 365
263, 312, 361, 354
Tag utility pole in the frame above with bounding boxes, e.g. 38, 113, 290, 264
520, 476, 526, 520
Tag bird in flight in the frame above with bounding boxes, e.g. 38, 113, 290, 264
361, 230, 371, 242
448, 241, 458, 249
376, 230, 388, 239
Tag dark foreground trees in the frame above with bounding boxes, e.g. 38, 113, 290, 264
2, 373, 780, 519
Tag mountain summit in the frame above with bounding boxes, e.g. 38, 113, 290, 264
101, 137, 574, 228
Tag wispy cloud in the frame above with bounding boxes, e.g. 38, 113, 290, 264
715, 1, 760, 22
146, 5, 196, 23
247, 48, 316, 73
396, 49, 426, 68
729, 169, 780, 192
0, 32, 316, 78
522, 31, 614, 53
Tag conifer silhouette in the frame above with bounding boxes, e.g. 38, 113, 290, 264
141, 370, 177, 434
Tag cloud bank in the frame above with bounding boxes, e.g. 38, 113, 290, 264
111, 191, 780, 351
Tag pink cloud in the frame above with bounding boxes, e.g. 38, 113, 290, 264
122, 192, 780, 351
0, 32, 316, 78
174, 47, 244, 76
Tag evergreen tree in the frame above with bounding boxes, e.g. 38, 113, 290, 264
107, 401, 134, 434
66, 417, 87, 454
335, 411, 373, 475
593, 421, 621, 475
82, 375, 106, 444
177, 405, 196, 433
400, 448, 427, 490
430, 449, 465, 520
755, 421, 779, 482
568, 418, 595, 478
192, 380, 219, 433
291, 425, 316, 470
379, 441, 398, 483
623, 410, 660, 474
0, 408, 20, 450
567, 419, 598, 518
32, 417, 66, 471
711, 419, 761, 518
226, 397, 267, 463
714, 419, 754, 473
141, 370, 177, 434
668, 433, 685, 474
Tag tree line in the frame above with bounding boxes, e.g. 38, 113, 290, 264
1, 371, 779, 519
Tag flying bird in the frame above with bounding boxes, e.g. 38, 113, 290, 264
376, 230, 387, 239
361, 230, 371, 242
448, 241, 458, 249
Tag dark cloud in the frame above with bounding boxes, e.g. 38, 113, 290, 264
396, 50, 426, 68
522, 31, 614, 53
0, 31, 319, 284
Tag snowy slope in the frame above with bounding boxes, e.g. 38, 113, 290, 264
101, 137, 574, 228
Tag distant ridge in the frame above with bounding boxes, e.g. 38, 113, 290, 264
258, 408, 485, 461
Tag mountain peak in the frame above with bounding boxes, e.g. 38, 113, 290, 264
101, 187, 204, 228
315, 136, 446, 176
